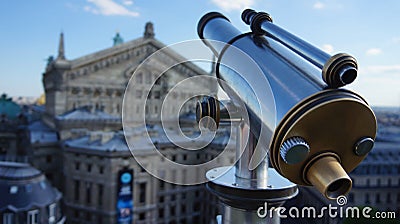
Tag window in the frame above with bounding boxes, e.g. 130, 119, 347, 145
387, 193, 392, 203
159, 208, 164, 218
46, 155, 52, 163
376, 194, 381, 203
9, 186, 18, 194
98, 184, 103, 206
27, 210, 39, 224
159, 180, 165, 190
87, 164, 92, 172
3, 213, 14, 224
86, 182, 92, 204
99, 166, 104, 174
145, 74, 152, 84
181, 205, 186, 213
159, 196, 164, 203
154, 91, 160, 99
170, 206, 176, 216
75, 162, 80, 170
139, 213, 145, 220
74, 180, 80, 201
183, 154, 187, 161
136, 73, 143, 83
139, 183, 146, 203
49, 203, 56, 224
194, 202, 201, 211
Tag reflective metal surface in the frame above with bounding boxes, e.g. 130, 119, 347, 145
222, 204, 280, 224
198, 11, 377, 199
206, 166, 298, 198
235, 122, 269, 188
241, 9, 358, 88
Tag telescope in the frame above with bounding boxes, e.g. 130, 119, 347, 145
197, 9, 377, 223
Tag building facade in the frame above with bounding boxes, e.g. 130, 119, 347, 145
28, 22, 230, 224
348, 121, 400, 216
62, 126, 233, 224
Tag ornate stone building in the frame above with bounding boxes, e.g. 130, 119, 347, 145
28, 22, 231, 224
62, 126, 233, 224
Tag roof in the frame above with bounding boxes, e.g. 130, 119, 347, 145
64, 124, 232, 153
56, 107, 119, 121
0, 93, 21, 120
0, 162, 41, 180
28, 120, 58, 144
65, 133, 129, 152
47, 33, 209, 78
0, 162, 62, 212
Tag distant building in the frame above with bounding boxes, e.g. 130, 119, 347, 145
0, 93, 28, 162
0, 161, 65, 224
21, 21, 228, 224
349, 124, 400, 215
62, 126, 233, 224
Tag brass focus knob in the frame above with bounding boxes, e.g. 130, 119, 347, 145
280, 137, 310, 165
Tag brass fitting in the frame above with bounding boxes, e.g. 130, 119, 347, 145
306, 154, 352, 199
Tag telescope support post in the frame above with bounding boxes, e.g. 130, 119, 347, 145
206, 121, 298, 224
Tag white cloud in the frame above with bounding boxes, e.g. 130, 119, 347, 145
321, 44, 334, 54
122, 0, 133, 6
210, 0, 255, 12
313, 2, 325, 9
85, 0, 139, 17
352, 64, 400, 106
366, 48, 382, 56
360, 65, 400, 74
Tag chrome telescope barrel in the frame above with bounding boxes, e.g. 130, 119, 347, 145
198, 11, 377, 199
242, 9, 358, 88
198, 12, 326, 138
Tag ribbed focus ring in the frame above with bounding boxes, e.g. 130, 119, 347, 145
280, 137, 310, 165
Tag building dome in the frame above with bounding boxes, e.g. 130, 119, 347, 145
0, 94, 21, 120
0, 161, 65, 224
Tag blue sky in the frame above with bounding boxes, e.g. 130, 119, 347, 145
0, 0, 399, 107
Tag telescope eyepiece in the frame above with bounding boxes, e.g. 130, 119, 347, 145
197, 12, 229, 40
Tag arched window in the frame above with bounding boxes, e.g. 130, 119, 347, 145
136, 72, 143, 84
145, 73, 152, 84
